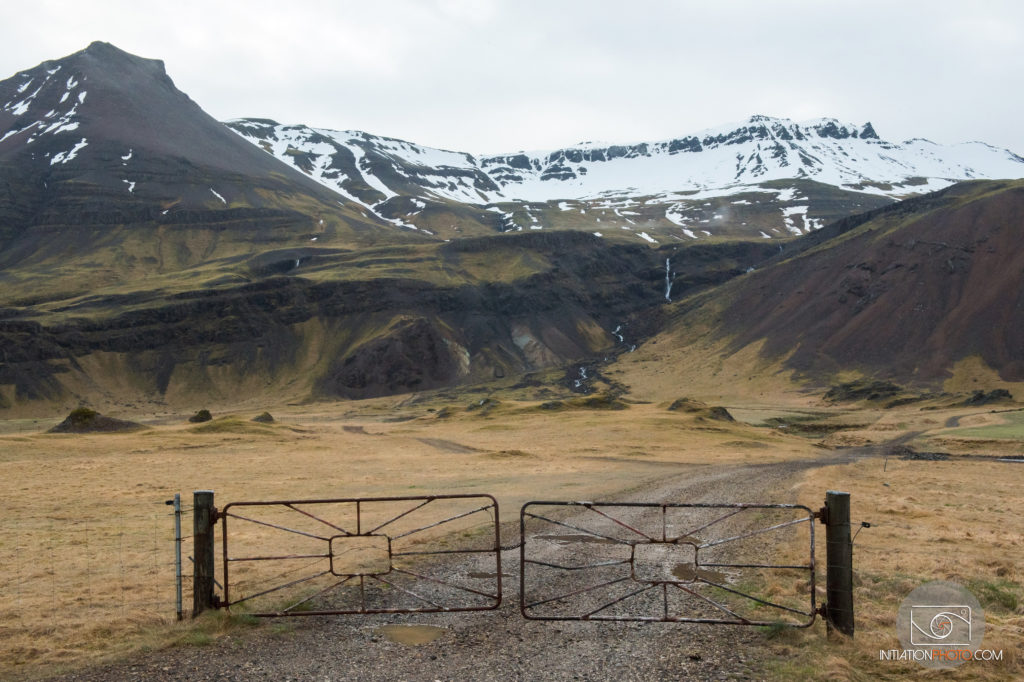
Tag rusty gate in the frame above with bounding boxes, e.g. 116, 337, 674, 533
519, 501, 817, 626
194, 491, 847, 631
218, 494, 502, 616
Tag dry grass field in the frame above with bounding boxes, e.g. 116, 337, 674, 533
1, 387, 1022, 680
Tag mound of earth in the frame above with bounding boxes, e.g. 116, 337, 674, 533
824, 380, 903, 402
48, 407, 145, 433
189, 417, 275, 434
960, 389, 1014, 406
667, 398, 735, 421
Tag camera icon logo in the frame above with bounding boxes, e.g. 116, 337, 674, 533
909, 605, 972, 646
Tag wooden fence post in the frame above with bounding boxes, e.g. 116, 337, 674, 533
193, 490, 217, 617
824, 490, 854, 637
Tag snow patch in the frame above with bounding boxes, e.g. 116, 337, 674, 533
210, 188, 227, 204
664, 204, 689, 227
50, 138, 88, 165
781, 205, 821, 234
44, 120, 79, 135
638, 231, 657, 243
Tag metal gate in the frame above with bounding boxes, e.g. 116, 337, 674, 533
520, 501, 816, 626
219, 494, 501, 616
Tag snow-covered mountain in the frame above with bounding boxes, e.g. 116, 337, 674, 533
4, 40, 1023, 248
227, 115, 1024, 243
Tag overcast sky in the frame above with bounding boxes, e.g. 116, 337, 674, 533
2, 0, 1022, 155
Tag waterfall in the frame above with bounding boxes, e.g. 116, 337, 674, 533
664, 258, 673, 301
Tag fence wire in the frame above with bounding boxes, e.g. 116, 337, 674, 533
1, 498, 196, 639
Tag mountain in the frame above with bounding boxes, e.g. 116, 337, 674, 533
622, 178, 1024, 394
0, 44, 785, 413
0, 42, 417, 304
1, 43, 1021, 413
227, 115, 1024, 243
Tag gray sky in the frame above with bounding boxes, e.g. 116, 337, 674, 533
2, 0, 1022, 155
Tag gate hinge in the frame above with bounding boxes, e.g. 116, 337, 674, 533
209, 507, 220, 525
815, 506, 828, 525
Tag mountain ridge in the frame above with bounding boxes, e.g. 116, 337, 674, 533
226, 113, 1024, 243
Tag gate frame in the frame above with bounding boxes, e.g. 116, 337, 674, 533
519, 500, 818, 626
210, 493, 503, 617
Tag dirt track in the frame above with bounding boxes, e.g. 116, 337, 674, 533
47, 456, 846, 682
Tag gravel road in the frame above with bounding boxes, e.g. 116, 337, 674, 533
49, 458, 840, 682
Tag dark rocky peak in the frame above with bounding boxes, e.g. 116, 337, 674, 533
665, 136, 702, 153
701, 125, 762, 148
808, 119, 877, 141
0, 42, 359, 235
0, 42, 313, 178
481, 153, 533, 170
77, 41, 168, 76
817, 120, 854, 139
859, 122, 879, 139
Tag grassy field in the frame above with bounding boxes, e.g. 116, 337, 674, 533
947, 409, 1024, 441
1, 390, 1022, 680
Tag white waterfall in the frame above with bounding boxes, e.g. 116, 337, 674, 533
664, 258, 673, 301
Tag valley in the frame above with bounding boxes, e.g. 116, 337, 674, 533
1, 41, 1023, 681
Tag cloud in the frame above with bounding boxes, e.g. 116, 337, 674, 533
1, 0, 1022, 154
